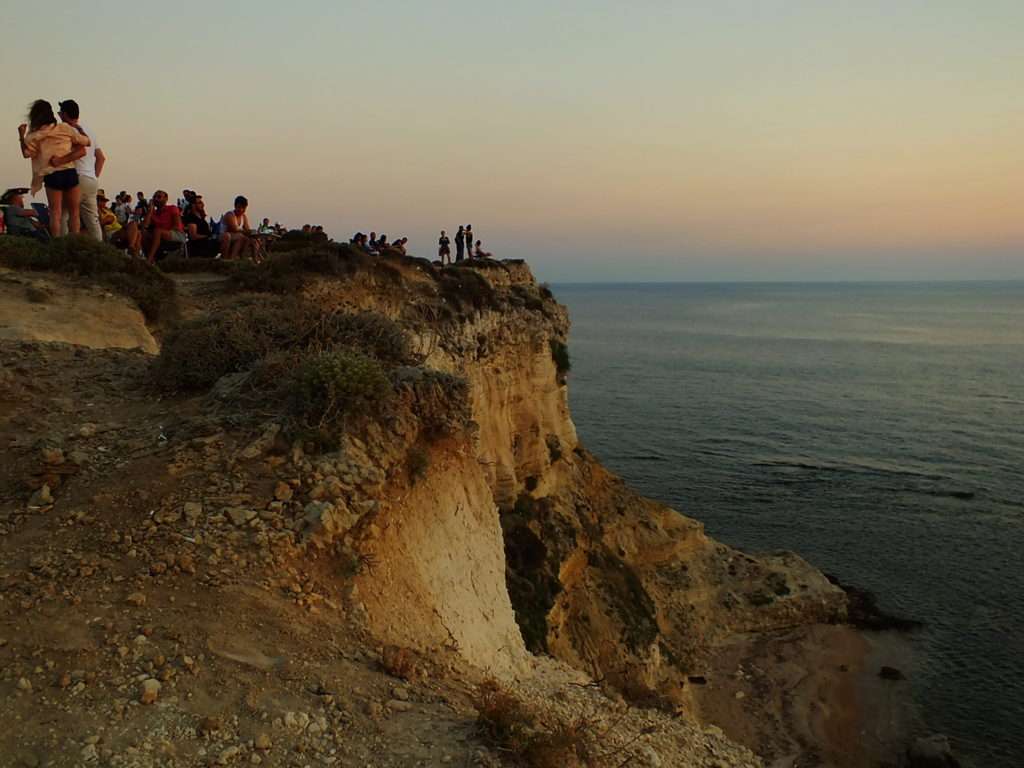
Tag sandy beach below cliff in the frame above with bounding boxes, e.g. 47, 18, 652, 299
690, 623, 917, 767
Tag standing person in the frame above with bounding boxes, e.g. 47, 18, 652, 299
438, 230, 451, 264
142, 190, 185, 263
56, 100, 105, 240
464, 224, 473, 258
454, 225, 466, 262
219, 195, 252, 260
17, 100, 91, 238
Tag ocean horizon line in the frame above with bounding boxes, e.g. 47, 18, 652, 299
549, 278, 1024, 287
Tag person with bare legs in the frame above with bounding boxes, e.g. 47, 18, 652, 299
219, 195, 252, 260
142, 190, 185, 263
17, 99, 91, 238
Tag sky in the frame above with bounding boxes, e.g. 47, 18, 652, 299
1, 0, 1022, 282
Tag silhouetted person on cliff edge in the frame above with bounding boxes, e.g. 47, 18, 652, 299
438, 230, 451, 264
454, 225, 466, 262
464, 224, 473, 257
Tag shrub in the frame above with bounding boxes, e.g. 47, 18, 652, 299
290, 349, 391, 433
229, 243, 371, 293
0, 235, 177, 322
550, 340, 571, 380
406, 446, 430, 485
154, 298, 309, 391
473, 681, 592, 768
315, 311, 412, 365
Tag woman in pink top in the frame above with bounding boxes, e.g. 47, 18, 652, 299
17, 100, 91, 237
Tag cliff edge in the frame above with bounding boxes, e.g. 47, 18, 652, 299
0, 237, 912, 767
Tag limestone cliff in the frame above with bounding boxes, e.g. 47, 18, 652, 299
0, 243, 898, 767
291, 257, 861, 762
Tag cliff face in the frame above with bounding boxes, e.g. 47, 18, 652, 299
0, 248, 880, 767
317, 259, 854, 758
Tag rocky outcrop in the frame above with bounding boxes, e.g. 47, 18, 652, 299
300, 259, 854, 756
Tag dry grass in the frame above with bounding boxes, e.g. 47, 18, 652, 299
473, 680, 595, 767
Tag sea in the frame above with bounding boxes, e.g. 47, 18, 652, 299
555, 281, 1024, 768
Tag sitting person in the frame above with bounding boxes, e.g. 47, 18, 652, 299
1, 186, 49, 241
113, 191, 133, 225
142, 190, 185, 263
474, 239, 492, 259
257, 217, 274, 235
97, 191, 141, 255
183, 195, 219, 257
219, 195, 251, 260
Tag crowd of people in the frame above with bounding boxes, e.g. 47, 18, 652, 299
5, 98, 499, 267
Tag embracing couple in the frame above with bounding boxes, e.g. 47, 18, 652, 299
16, 98, 106, 240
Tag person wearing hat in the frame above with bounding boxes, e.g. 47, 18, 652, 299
57, 99, 105, 241
1, 187, 48, 242
97, 189, 141, 256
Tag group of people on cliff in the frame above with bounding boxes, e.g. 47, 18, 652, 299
6, 98, 499, 268
437, 225, 492, 264
5, 99, 284, 263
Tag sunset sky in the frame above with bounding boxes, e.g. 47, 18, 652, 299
2, 1, 1021, 281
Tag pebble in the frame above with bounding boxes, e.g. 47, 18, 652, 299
274, 482, 293, 502
217, 746, 240, 765
80, 744, 98, 762
79, 423, 98, 438
41, 447, 65, 465
126, 592, 147, 607
227, 508, 257, 527
254, 733, 272, 751
17, 677, 32, 692
28, 485, 53, 507
140, 678, 161, 704
184, 501, 203, 523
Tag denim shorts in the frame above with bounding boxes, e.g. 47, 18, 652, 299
44, 168, 79, 191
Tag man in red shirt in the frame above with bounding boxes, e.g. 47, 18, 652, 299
142, 189, 185, 263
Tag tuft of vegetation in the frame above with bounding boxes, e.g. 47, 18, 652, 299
317, 311, 412, 365
549, 340, 571, 381
473, 680, 595, 767
228, 243, 372, 293
0, 235, 178, 322
406, 446, 430, 485
546, 434, 563, 464
290, 349, 392, 437
154, 299, 309, 391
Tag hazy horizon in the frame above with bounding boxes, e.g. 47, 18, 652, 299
3, 1, 1021, 283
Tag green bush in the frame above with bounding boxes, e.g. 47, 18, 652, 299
315, 311, 412, 365
291, 349, 391, 432
0, 235, 177, 322
549, 340, 571, 379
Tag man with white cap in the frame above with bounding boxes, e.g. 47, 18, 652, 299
57, 99, 106, 240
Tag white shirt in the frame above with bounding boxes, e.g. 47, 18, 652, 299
71, 122, 100, 179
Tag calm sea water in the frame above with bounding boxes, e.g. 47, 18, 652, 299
556, 282, 1024, 768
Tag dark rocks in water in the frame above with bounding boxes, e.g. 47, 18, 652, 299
878, 665, 906, 681
825, 573, 924, 631
906, 734, 961, 767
